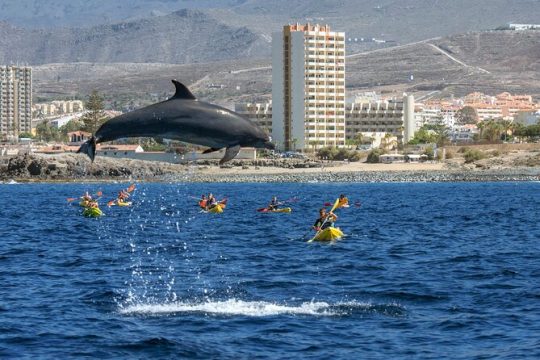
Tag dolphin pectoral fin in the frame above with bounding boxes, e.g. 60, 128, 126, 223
170, 80, 196, 100
219, 145, 241, 164
202, 147, 222, 154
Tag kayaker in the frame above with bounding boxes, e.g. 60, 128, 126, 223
118, 190, 129, 201
268, 196, 279, 211
313, 208, 337, 231
199, 195, 207, 209
87, 199, 100, 209
82, 192, 92, 201
207, 193, 218, 209
338, 194, 349, 208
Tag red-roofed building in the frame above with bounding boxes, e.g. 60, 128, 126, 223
67, 131, 92, 145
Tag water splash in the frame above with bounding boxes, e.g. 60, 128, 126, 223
119, 299, 406, 317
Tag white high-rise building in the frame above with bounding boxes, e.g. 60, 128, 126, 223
0, 66, 32, 140
403, 94, 415, 143
272, 24, 346, 151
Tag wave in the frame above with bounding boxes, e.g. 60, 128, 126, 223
119, 299, 405, 317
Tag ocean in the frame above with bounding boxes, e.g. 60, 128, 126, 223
1, 182, 539, 359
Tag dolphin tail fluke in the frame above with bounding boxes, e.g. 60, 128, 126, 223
219, 145, 241, 164
77, 136, 97, 162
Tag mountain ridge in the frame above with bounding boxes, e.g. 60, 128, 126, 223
0, 9, 270, 65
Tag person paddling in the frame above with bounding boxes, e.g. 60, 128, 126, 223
199, 194, 207, 209
118, 190, 129, 201
338, 194, 349, 208
87, 199, 100, 209
268, 196, 279, 211
207, 193, 218, 210
313, 208, 337, 232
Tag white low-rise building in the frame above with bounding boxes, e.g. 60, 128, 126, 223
235, 102, 272, 134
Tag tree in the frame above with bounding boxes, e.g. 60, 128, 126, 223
366, 148, 383, 163
18, 132, 34, 139
81, 90, 108, 135
430, 122, 450, 147
291, 138, 298, 151
379, 133, 397, 151
35, 120, 62, 142
59, 119, 83, 136
479, 118, 504, 142
500, 119, 513, 142
408, 127, 435, 145
456, 106, 478, 125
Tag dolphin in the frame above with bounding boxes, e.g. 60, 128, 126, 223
77, 80, 274, 164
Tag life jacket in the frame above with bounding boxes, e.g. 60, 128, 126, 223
199, 199, 207, 208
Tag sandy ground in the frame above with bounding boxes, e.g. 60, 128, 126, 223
198, 161, 446, 175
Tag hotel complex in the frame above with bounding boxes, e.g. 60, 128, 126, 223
272, 24, 346, 151
345, 94, 415, 143
0, 66, 32, 140
235, 102, 273, 135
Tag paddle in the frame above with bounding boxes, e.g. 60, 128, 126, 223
324, 198, 357, 208
308, 198, 340, 243
108, 184, 135, 207
67, 191, 103, 203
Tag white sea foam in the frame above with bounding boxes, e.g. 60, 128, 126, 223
119, 299, 374, 317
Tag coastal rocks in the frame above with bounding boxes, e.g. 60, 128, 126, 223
27, 159, 47, 176
5, 154, 48, 177
1, 153, 539, 182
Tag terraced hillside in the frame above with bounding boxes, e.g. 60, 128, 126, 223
33, 30, 540, 107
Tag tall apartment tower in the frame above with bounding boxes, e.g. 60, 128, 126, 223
272, 24, 346, 151
0, 66, 32, 140
403, 94, 416, 143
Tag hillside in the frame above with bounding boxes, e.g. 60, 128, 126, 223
345, 30, 540, 99
32, 30, 540, 107
0, 9, 269, 65
1, 0, 539, 47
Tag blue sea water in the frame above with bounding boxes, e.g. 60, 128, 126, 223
0, 182, 539, 359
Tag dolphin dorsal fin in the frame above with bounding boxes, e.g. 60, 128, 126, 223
171, 80, 196, 100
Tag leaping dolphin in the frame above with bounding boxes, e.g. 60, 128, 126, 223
77, 80, 274, 164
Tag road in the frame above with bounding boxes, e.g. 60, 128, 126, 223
426, 43, 491, 74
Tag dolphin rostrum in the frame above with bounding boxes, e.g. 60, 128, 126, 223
77, 80, 274, 164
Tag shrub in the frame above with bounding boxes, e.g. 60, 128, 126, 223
317, 146, 338, 160
445, 149, 454, 159
423, 145, 435, 160
463, 149, 485, 163
317, 147, 362, 161
366, 149, 383, 163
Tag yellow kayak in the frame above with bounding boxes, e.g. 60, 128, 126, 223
309, 227, 344, 242
83, 207, 103, 218
117, 200, 132, 207
208, 204, 224, 214
271, 207, 292, 213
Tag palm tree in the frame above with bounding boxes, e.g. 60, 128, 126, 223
380, 133, 397, 152
476, 120, 486, 140
500, 119, 513, 142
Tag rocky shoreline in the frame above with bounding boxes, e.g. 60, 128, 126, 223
1, 153, 539, 183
